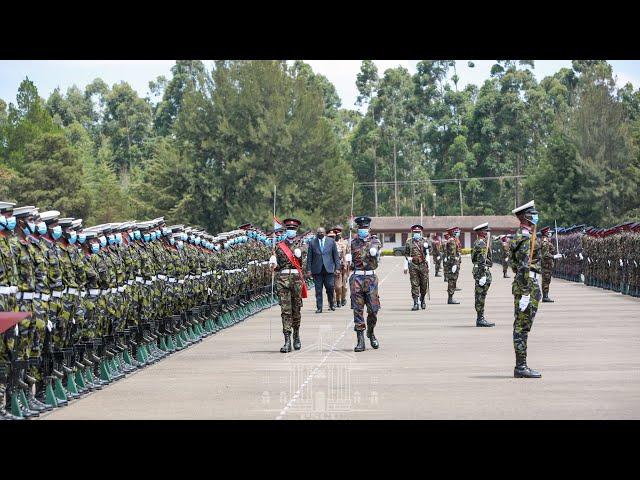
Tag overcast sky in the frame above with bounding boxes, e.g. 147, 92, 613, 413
2, 60, 639, 111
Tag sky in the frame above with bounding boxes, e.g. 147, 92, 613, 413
2, 60, 640, 111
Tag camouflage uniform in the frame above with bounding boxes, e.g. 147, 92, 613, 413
471, 237, 492, 317
432, 238, 442, 276
274, 239, 304, 333
334, 235, 348, 306
444, 236, 460, 297
540, 235, 556, 298
404, 236, 429, 304
510, 227, 542, 364
349, 235, 382, 332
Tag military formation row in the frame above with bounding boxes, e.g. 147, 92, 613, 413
553, 222, 640, 297
0, 201, 310, 420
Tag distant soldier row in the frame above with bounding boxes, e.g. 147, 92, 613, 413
0, 201, 287, 420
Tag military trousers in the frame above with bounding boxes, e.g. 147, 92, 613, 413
541, 268, 552, 296
474, 271, 492, 315
409, 262, 429, 299
276, 273, 302, 333
512, 278, 542, 359
349, 273, 380, 331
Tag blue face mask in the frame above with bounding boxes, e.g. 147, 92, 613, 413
454, 231, 460, 238
169, 237, 175, 245
27, 222, 36, 234
0, 216, 6, 230
357, 229, 369, 239
115, 233, 122, 244
176, 240, 183, 249
531, 214, 539, 225
51, 226, 62, 240
286, 229, 296, 239
143, 233, 150, 242
134, 230, 141, 240
215, 245, 220, 252
413, 233, 421, 240
91, 243, 100, 254
68, 232, 77, 244
128, 231, 134, 240
78, 233, 86, 244
99, 236, 107, 247
195, 237, 201, 245
108, 234, 116, 245
37, 222, 47, 235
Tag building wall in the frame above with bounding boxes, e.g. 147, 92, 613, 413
374, 229, 515, 250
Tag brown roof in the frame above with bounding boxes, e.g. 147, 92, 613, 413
369, 215, 519, 232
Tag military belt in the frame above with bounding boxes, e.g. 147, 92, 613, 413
80, 291, 87, 297
158, 275, 167, 280
66, 287, 79, 296
135, 276, 144, 283
168, 278, 177, 283
127, 280, 135, 285
40, 293, 51, 301
89, 289, 101, 297
18, 291, 38, 300
354, 270, 375, 276
178, 279, 185, 284
151, 275, 158, 281
145, 280, 153, 285
0, 286, 18, 295
280, 269, 297, 274
117, 286, 126, 293
100, 289, 110, 295
52, 290, 64, 298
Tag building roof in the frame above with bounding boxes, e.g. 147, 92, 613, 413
369, 215, 520, 232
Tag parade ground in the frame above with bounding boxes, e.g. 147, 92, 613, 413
43, 256, 640, 420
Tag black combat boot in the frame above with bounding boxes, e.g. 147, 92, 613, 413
280, 332, 292, 353
366, 326, 379, 349
434, 271, 440, 277
447, 294, 459, 304
292, 328, 301, 351
354, 330, 366, 352
329, 302, 336, 311
315, 307, 322, 314
475, 313, 494, 327
341, 299, 347, 307
514, 353, 541, 378
420, 296, 426, 310
542, 295, 554, 303
411, 298, 419, 311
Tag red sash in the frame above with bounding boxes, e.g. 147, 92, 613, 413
277, 242, 308, 299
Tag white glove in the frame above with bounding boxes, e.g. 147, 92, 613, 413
369, 247, 377, 257
580, 274, 585, 283
47, 319, 54, 332
436, 256, 440, 260
268, 255, 277, 266
608, 260, 611, 266
505, 257, 508, 261
619, 259, 624, 267
587, 257, 591, 263
553, 254, 563, 260
478, 276, 486, 286
207, 288, 212, 295
578, 253, 583, 260
345, 253, 352, 262
423, 242, 430, 249
294, 248, 302, 258
452, 265, 457, 273
403, 259, 409, 270
14, 325, 19, 336
519, 295, 530, 312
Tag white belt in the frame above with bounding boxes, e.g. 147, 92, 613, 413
168, 277, 176, 283
354, 270, 375, 276
158, 274, 167, 280
145, 280, 153, 285
66, 287, 79, 295
117, 286, 126, 293
52, 290, 64, 298
127, 280, 135, 285
0, 286, 18, 295
110, 287, 117, 294
280, 269, 297, 274
136, 276, 144, 282
178, 279, 185, 284
151, 275, 157, 281
89, 289, 101, 296
19, 292, 38, 300
80, 291, 87, 297
40, 293, 51, 301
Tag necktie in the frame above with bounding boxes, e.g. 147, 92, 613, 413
320, 239, 324, 251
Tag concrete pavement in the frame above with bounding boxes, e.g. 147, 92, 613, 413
44, 256, 640, 419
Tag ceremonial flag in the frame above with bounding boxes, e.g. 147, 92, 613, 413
0, 311, 31, 335
273, 215, 283, 230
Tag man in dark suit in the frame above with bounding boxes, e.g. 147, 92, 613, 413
307, 227, 341, 312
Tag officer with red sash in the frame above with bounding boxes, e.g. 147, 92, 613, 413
269, 218, 307, 353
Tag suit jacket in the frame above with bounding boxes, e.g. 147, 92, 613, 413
306, 236, 341, 274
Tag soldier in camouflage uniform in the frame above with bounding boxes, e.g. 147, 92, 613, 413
444, 226, 461, 304
346, 216, 381, 352
432, 234, 442, 277
540, 226, 562, 302
501, 235, 511, 278
269, 218, 306, 353
403, 224, 430, 311
331, 227, 348, 308
510, 200, 542, 379
471, 223, 494, 327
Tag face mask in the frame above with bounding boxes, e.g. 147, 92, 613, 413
215, 245, 220, 252
27, 222, 36, 234
169, 237, 175, 245
128, 231, 134, 240
531, 214, 539, 225
115, 233, 122, 244
134, 230, 141, 240
181, 233, 188, 241
357, 229, 369, 239
78, 233, 86, 244
50, 225, 62, 239
454, 231, 460, 238
108, 234, 116, 245
143, 233, 150, 242
286, 229, 296, 239
68, 232, 77, 244
413, 233, 421, 240
91, 243, 100, 254
177, 240, 183, 249
99, 236, 107, 247
37, 222, 47, 235
195, 237, 201, 245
